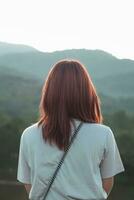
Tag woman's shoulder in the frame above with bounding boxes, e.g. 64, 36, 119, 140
74, 118, 110, 129
72, 119, 112, 137
81, 121, 113, 140
82, 120, 111, 132
20, 122, 41, 141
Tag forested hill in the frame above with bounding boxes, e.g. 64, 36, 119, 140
0, 42, 134, 98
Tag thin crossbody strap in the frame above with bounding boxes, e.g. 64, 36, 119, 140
42, 121, 83, 200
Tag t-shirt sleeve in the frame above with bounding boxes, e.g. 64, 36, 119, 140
17, 130, 31, 184
100, 127, 125, 179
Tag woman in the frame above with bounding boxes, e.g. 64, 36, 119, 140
17, 59, 125, 200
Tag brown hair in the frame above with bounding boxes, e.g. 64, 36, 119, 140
37, 59, 103, 151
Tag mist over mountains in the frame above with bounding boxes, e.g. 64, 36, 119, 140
0, 41, 134, 117
0, 41, 134, 98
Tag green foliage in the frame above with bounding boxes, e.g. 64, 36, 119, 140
0, 113, 38, 179
104, 110, 134, 184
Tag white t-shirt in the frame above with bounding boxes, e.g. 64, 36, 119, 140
17, 119, 125, 200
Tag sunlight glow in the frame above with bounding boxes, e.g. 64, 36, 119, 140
0, 0, 134, 59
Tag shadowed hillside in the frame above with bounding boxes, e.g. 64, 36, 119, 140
0, 42, 134, 98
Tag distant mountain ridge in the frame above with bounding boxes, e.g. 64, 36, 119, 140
0, 41, 36, 55
0, 41, 134, 98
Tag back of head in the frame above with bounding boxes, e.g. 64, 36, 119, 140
37, 59, 103, 151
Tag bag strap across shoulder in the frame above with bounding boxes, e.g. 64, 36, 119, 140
42, 121, 83, 200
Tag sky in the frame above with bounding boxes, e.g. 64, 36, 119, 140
0, 0, 134, 59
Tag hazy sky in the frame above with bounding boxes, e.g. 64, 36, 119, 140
0, 0, 134, 59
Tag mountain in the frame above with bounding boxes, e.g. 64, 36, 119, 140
0, 69, 133, 119
0, 67, 41, 121
0, 41, 134, 98
0, 41, 36, 55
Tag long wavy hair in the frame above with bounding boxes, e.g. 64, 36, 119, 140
37, 59, 103, 151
